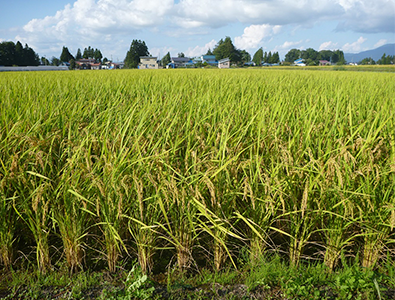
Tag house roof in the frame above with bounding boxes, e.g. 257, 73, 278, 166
78, 59, 96, 63
202, 55, 216, 60
218, 58, 230, 63
171, 57, 191, 63
140, 56, 157, 59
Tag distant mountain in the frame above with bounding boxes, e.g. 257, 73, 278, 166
344, 44, 395, 63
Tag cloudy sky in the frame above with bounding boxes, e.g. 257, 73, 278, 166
0, 0, 394, 61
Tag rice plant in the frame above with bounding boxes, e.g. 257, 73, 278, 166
0, 68, 393, 276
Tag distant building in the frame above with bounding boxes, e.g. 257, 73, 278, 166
218, 58, 230, 69
139, 56, 159, 69
78, 59, 96, 64
76, 59, 96, 69
90, 63, 102, 70
319, 60, 331, 66
0, 66, 69, 72
108, 62, 121, 69
170, 57, 191, 68
244, 61, 255, 67
294, 58, 306, 66
201, 55, 217, 65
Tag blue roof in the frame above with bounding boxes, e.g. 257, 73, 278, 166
202, 55, 216, 60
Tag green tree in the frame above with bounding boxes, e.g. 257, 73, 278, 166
69, 59, 76, 70
213, 36, 241, 63
332, 50, 345, 64
60, 46, 74, 63
161, 52, 171, 66
360, 57, 375, 65
318, 50, 333, 62
94, 49, 103, 62
267, 51, 272, 63
51, 57, 61, 66
41, 57, 50, 65
15, 41, 24, 65
377, 53, 394, 65
124, 40, 149, 68
240, 50, 251, 65
263, 51, 268, 63
305, 58, 316, 66
252, 48, 263, 66
206, 48, 213, 55
0, 41, 39, 66
285, 49, 301, 63
272, 52, 280, 63
75, 48, 82, 60
83, 46, 94, 59
23, 43, 39, 66
301, 48, 318, 62
0, 41, 16, 66
178, 52, 185, 58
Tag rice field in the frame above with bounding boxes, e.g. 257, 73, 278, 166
0, 68, 394, 276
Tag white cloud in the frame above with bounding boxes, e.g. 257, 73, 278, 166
374, 39, 388, 49
274, 40, 304, 51
175, 0, 343, 28
271, 40, 305, 58
11, 0, 394, 59
319, 41, 339, 51
174, 0, 395, 34
149, 46, 175, 58
342, 36, 367, 53
184, 39, 216, 57
336, 0, 395, 33
18, 0, 174, 54
234, 24, 281, 50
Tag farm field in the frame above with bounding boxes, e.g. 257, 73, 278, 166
0, 68, 394, 299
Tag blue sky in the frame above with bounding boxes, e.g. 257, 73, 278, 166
1, 0, 394, 61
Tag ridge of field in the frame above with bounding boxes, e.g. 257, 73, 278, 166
0, 69, 394, 276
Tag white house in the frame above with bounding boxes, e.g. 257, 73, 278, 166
294, 58, 306, 66
139, 57, 159, 69
218, 58, 230, 69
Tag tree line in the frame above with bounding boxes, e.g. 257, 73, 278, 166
284, 48, 346, 65
124, 37, 259, 69
252, 48, 280, 66
0, 41, 39, 66
359, 54, 394, 65
2, 39, 393, 68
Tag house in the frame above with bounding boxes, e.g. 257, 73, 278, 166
115, 62, 125, 69
76, 58, 97, 69
170, 57, 191, 68
218, 58, 230, 69
108, 62, 120, 69
319, 60, 331, 66
201, 55, 217, 65
139, 56, 159, 69
90, 63, 102, 70
77, 59, 96, 64
244, 61, 255, 67
294, 58, 306, 66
